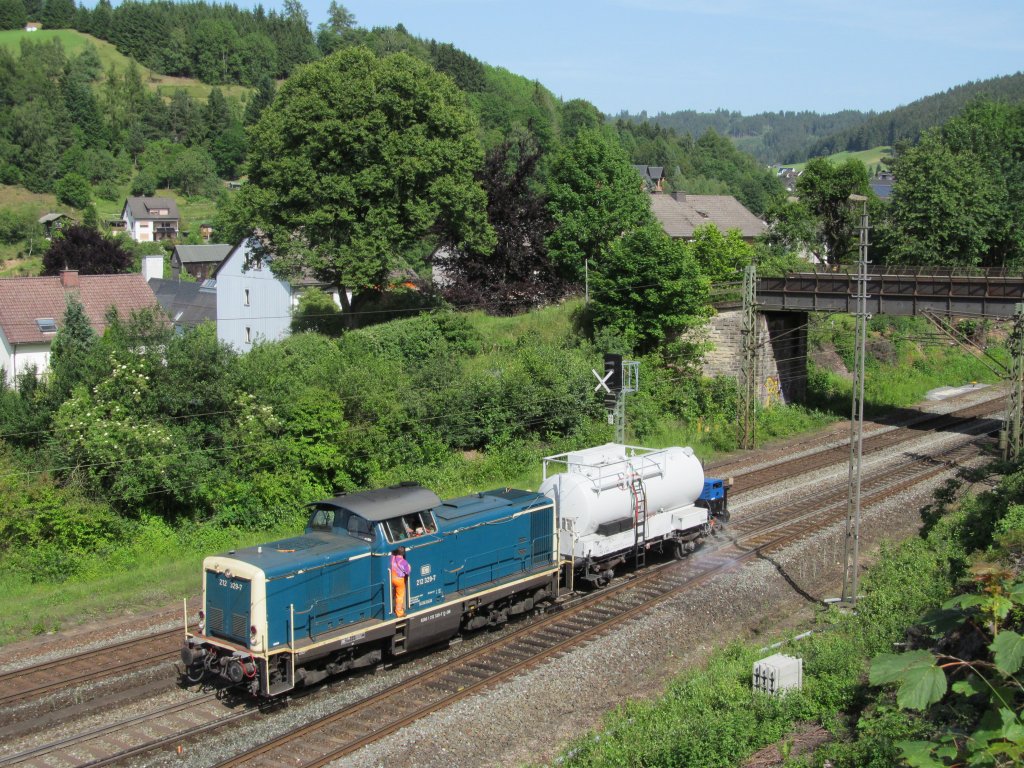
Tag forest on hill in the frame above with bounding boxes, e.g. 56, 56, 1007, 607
0, 1, 787, 276
618, 71, 1024, 164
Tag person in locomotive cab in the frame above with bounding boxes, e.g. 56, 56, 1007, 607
390, 546, 411, 617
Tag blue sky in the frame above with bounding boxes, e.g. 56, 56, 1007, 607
294, 0, 1024, 117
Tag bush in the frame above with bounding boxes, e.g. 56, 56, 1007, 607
291, 289, 345, 337
0, 208, 34, 244
130, 169, 157, 197
55, 172, 92, 209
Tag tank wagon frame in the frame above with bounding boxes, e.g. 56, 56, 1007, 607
541, 444, 729, 587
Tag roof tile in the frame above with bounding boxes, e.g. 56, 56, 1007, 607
0, 274, 161, 344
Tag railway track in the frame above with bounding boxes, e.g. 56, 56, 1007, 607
721, 394, 1003, 490
5, 394, 999, 716
209, 430, 993, 768
0, 394, 1001, 766
0, 627, 185, 712
0, 693, 254, 768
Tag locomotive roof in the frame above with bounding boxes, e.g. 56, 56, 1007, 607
314, 483, 442, 522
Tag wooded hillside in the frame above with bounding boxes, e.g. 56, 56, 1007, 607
618, 71, 1024, 164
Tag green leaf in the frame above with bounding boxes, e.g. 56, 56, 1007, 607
921, 607, 968, 635
952, 673, 987, 698
943, 594, 986, 610
988, 595, 1014, 621
997, 706, 1024, 742
870, 651, 947, 710
896, 740, 945, 767
1007, 581, 1024, 604
991, 630, 1024, 675
870, 650, 936, 684
898, 663, 949, 710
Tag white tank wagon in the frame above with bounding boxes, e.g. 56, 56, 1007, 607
539, 443, 729, 586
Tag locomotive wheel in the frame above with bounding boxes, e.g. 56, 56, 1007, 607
673, 541, 686, 560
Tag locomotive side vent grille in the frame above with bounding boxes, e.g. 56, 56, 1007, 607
208, 606, 224, 633
232, 613, 247, 638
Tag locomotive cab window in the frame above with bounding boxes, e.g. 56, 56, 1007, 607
308, 507, 335, 531
383, 511, 437, 542
307, 506, 374, 541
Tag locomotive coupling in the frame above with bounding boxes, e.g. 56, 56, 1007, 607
181, 641, 207, 667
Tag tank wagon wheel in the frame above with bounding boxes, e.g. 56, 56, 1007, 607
673, 539, 702, 560
184, 665, 206, 684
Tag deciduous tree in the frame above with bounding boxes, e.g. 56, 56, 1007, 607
54, 172, 91, 208
884, 100, 1024, 268
228, 46, 494, 314
437, 135, 563, 314
766, 157, 870, 265
586, 223, 711, 354
42, 224, 132, 274
544, 127, 654, 284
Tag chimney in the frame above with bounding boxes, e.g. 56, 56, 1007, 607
142, 254, 164, 282
60, 269, 79, 288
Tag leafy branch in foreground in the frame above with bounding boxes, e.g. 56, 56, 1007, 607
869, 573, 1024, 767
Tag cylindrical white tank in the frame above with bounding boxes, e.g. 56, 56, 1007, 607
539, 444, 704, 537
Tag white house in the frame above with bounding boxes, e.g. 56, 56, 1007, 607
121, 196, 180, 242
0, 269, 160, 386
213, 240, 293, 351
210, 240, 353, 351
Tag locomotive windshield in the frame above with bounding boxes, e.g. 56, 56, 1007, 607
307, 504, 374, 541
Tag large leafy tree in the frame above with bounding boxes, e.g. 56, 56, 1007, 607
884, 133, 1003, 267
41, 224, 132, 275
545, 126, 654, 284
885, 100, 1024, 268
586, 223, 711, 354
227, 46, 494, 313
769, 157, 870, 265
438, 135, 563, 314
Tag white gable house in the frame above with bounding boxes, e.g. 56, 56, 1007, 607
213, 240, 293, 351
121, 196, 180, 242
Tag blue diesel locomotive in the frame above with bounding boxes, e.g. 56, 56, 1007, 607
181, 444, 728, 697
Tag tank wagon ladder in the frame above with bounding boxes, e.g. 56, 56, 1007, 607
631, 474, 648, 569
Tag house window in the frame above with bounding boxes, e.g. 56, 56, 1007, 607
243, 289, 250, 307
244, 326, 252, 344
35, 318, 57, 333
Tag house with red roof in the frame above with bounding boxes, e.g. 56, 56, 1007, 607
0, 270, 160, 386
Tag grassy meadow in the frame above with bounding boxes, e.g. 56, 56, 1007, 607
791, 145, 893, 172
0, 29, 252, 104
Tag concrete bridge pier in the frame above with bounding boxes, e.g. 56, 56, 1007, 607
695, 309, 808, 405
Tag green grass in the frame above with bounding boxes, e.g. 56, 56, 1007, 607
0, 29, 251, 104
467, 300, 582, 350
792, 145, 893, 172
0, 521, 292, 645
